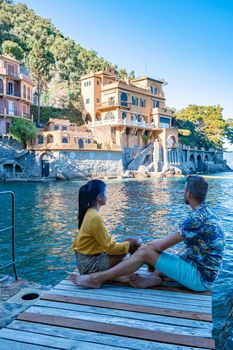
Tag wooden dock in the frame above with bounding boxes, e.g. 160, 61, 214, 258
0, 269, 215, 349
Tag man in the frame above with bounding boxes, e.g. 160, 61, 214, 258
71, 175, 225, 291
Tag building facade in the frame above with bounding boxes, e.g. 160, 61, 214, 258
80, 67, 179, 170
0, 55, 33, 135
31, 118, 98, 151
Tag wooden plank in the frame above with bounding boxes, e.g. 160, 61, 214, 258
17, 312, 215, 349
41, 292, 212, 322
0, 338, 55, 349
50, 287, 212, 314
0, 328, 126, 349
62, 279, 212, 301
7, 320, 213, 350
56, 281, 212, 308
26, 303, 211, 337
37, 298, 212, 330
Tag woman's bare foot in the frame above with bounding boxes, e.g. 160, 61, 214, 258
70, 272, 102, 289
130, 274, 162, 288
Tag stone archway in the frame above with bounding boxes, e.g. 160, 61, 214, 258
85, 113, 92, 123
40, 153, 53, 178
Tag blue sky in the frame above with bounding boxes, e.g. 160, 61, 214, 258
16, 0, 233, 119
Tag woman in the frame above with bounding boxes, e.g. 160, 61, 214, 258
72, 179, 140, 275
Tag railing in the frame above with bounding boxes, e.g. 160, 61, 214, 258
6, 90, 21, 98
97, 101, 131, 109
0, 88, 4, 94
89, 119, 155, 129
0, 191, 18, 280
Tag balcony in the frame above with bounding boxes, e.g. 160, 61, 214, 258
6, 90, 21, 98
88, 118, 155, 129
96, 101, 131, 111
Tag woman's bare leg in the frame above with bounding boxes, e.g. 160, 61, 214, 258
108, 254, 134, 284
71, 246, 159, 288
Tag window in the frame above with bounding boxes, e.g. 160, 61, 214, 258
120, 92, 128, 106
54, 125, 59, 131
151, 86, 158, 94
111, 127, 116, 134
96, 98, 100, 103
23, 85, 26, 99
8, 101, 14, 115
62, 136, 69, 144
89, 80, 91, 86
159, 116, 170, 129
86, 138, 91, 144
8, 82, 14, 95
27, 87, 30, 100
86, 98, 90, 104
97, 80, 100, 85
62, 126, 67, 131
140, 98, 146, 107
0, 79, 3, 93
132, 96, 139, 106
104, 112, 115, 120
38, 135, 43, 144
6, 122, 10, 134
153, 100, 160, 108
122, 111, 127, 119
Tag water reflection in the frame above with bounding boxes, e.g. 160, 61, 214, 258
0, 176, 232, 341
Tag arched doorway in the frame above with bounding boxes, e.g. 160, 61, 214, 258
78, 139, 84, 149
85, 113, 92, 124
41, 153, 52, 178
189, 154, 195, 162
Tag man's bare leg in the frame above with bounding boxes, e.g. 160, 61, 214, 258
71, 246, 159, 288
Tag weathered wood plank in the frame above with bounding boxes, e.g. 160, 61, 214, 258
17, 312, 215, 349
0, 338, 55, 349
0, 328, 128, 349
62, 279, 212, 301
7, 320, 212, 350
56, 281, 212, 308
41, 292, 213, 322
25, 302, 212, 337
50, 287, 212, 314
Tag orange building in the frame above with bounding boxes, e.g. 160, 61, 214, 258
0, 55, 33, 135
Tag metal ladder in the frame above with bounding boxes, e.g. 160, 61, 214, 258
0, 191, 18, 280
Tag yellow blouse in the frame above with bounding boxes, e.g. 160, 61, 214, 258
72, 208, 129, 255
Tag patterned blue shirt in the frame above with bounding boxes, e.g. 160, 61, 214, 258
179, 202, 225, 288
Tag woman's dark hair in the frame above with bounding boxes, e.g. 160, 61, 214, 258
78, 180, 106, 229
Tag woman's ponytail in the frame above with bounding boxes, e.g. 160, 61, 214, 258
78, 184, 89, 229
78, 180, 106, 229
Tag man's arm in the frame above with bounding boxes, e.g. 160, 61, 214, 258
147, 233, 185, 252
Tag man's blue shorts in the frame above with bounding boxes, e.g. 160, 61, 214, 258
155, 252, 208, 292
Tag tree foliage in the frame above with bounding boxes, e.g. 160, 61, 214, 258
2, 39, 24, 59
0, 0, 133, 117
175, 105, 228, 148
10, 118, 37, 146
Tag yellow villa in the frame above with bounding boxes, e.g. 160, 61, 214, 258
80, 67, 179, 169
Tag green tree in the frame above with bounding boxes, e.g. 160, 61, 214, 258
27, 40, 54, 124
10, 118, 37, 147
225, 119, 233, 144
175, 105, 226, 148
2, 40, 24, 60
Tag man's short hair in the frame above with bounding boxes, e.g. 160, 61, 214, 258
185, 175, 208, 202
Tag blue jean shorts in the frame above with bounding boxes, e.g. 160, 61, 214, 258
155, 252, 208, 292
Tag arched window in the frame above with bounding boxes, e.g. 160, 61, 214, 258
197, 154, 202, 163
120, 92, 128, 106
96, 112, 101, 121
167, 135, 176, 148
0, 78, 4, 93
62, 136, 69, 144
104, 112, 115, 120
204, 154, 209, 161
8, 82, 14, 95
47, 134, 54, 144
85, 113, 92, 123
37, 135, 43, 144
86, 138, 91, 144
78, 139, 84, 148
189, 154, 195, 162
122, 111, 127, 119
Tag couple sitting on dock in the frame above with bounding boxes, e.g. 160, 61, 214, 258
71, 175, 225, 292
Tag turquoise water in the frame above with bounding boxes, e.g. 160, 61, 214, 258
0, 175, 233, 342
